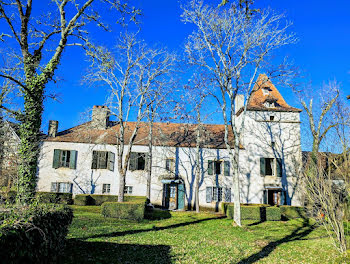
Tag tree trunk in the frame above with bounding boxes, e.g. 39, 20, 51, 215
146, 120, 153, 200
233, 140, 241, 226
118, 168, 126, 202
17, 77, 44, 204
195, 121, 201, 213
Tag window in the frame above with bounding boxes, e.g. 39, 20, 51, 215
208, 160, 230, 176
262, 87, 270, 95
206, 187, 231, 203
124, 186, 133, 194
270, 115, 274, 121
271, 141, 275, 148
260, 157, 282, 177
51, 182, 73, 193
102, 184, 111, 194
129, 152, 147, 171
165, 158, 175, 173
91, 151, 115, 171
52, 149, 77, 169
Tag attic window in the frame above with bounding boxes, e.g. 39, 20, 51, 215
264, 101, 276, 108
262, 87, 270, 95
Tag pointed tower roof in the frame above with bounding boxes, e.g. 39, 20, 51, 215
238, 74, 301, 115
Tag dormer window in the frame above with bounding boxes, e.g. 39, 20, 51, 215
264, 101, 276, 108
262, 87, 270, 95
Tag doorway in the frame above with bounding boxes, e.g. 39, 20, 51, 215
163, 183, 185, 210
264, 189, 285, 205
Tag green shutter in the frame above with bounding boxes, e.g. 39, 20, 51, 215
108, 152, 115, 171
53, 149, 60, 169
224, 161, 230, 176
208, 160, 213, 175
276, 158, 282, 177
225, 188, 231, 202
280, 190, 285, 205
91, 151, 98, 169
69, 150, 77, 169
206, 187, 212, 203
260, 157, 265, 176
129, 152, 137, 171
263, 190, 268, 204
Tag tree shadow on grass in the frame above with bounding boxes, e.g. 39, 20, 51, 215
63, 239, 172, 264
237, 219, 316, 264
82, 216, 225, 240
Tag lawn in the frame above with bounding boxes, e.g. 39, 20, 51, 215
63, 206, 349, 264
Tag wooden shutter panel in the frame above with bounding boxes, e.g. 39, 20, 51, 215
108, 152, 115, 171
69, 150, 77, 169
260, 157, 265, 176
208, 160, 213, 175
129, 152, 137, 171
280, 190, 285, 205
91, 151, 98, 169
69, 183, 73, 194
224, 161, 230, 176
225, 188, 231, 202
276, 158, 282, 177
51, 182, 58, 192
206, 187, 212, 203
53, 149, 60, 169
263, 190, 268, 204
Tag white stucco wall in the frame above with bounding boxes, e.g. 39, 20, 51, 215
36, 109, 302, 208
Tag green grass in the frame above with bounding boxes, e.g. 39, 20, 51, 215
63, 206, 349, 264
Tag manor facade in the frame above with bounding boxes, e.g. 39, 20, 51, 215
36, 74, 303, 209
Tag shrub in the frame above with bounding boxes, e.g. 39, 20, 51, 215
144, 208, 171, 220
36, 192, 73, 205
0, 204, 73, 263
226, 205, 265, 220
101, 201, 146, 221
280, 206, 306, 220
0, 190, 17, 204
266, 207, 281, 221
74, 194, 146, 206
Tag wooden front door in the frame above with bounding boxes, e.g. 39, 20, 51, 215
163, 184, 177, 210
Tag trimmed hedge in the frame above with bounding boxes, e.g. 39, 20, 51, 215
0, 191, 73, 205
225, 204, 306, 221
0, 204, 73, 263
144, 208, 172, 220
74, 194, 146, 206
266, 207, 281, 221
280, 206, 306, 220
101, 199, 147, 221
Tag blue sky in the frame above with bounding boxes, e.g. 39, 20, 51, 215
42, 0, 350, 150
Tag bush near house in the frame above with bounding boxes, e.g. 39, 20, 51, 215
101, 198, 148, 221
0, 204, 73, 263
74, 194, 146, 206
280, 205, 307, 220
224, 204, 305, 221
0, 191, 73, 204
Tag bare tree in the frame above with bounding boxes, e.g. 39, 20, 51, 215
299, 82, 349, 254
181, 0, 295, 225
86, 32, 175, 202
0, 0, 139, 204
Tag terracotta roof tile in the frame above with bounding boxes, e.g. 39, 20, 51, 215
45, 121, 238, 149
237, 74, 301, 115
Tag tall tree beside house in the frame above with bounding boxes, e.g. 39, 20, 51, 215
0, 0, 139, 204
181, 0, 296, 226
86, 32, 175, 202
296, 81, 350, 254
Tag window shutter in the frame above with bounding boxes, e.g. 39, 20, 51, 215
260, 157, 265, 176
51, 182, 58, 192
224, 161, 230, 176
225, 188, 231, 202
69, 183, 73, 194
276, 158, 282, 177
206, 187, 212, 203
280, 191, 286, 205
129, 152, 137, 171
53, 149, 60, 169
91, 151, 98, 169
108, 152, 115, 171
144, 153, 149, 171
69, 150, 77, 169
208, 160, 213, 175
263, 190, 268, 204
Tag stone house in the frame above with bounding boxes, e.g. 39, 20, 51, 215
36, 74, 303, 209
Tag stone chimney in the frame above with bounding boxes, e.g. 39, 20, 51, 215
48, 120, 58, 137
92, 105, 110, 130
235, 94, 244, 114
